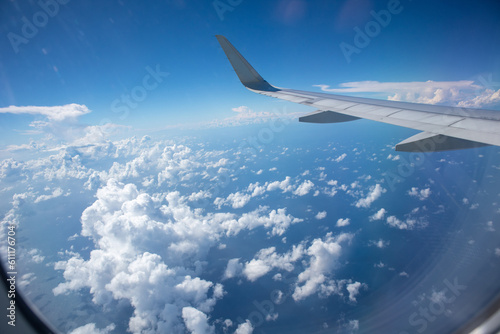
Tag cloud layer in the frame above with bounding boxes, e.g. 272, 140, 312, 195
315, 80, 500, 107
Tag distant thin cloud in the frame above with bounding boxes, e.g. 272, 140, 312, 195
315, 80, 500, 108
162, 105, 301, 130
0, 104, 91, 121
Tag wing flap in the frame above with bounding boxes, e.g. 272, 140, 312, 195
299, 110, 360, 123
396, 132, 490, 152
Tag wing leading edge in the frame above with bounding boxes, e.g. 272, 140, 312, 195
215, 35, 500, 152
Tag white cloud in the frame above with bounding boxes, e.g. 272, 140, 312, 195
293, 180, 314, 196
292, 233, 354, 301
368, 239, 389, 248
234, 320, 254, 334
408, 187, 432, 200
355, 184, 386, 208
226, 192, 252, 209
346, 282, 366, 302
387, 154, 400, 161
247, 182, 266, 197
51, 175, 302, 333
314, 80, 500, 107
18, 272, 36, 289
34, 187, 64, 203
1, 133, 376, 333
27, 248, 45, 263
336, 218, 351, 227
457, 88, 500, 108
315, 211, 327, 220
223, 258, 243, 280
215, 177, 315, 207
428, 290, 448, 305
0, 103, 91, 121
266, 177, 293, 192
68, 323, 116, 334
369, 208, 387, 221
224, 206, 303, 237
386, 216, 407, 229
347, 320, 359, 331
243, 245, 304, 282
335, 153, 347, 162
182, 307, 215, 334
495, 248, 500, 257
386, 215, 427, 230
486, 221, 495, 232
162, 105, 301, 129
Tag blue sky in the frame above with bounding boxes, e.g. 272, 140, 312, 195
1, 0, 500, 150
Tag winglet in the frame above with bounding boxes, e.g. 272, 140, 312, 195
216, 35, 279, 92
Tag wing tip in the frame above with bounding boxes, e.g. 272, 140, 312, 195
215, 35, 279, 92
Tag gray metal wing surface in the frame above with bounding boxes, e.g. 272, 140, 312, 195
216, 35, 500, 152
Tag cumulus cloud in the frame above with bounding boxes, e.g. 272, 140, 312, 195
182, 307, 215, 334
34, 187, 64, 203
27, 248, 45, 263
293, 180, 315, 196
485, 221, 495, 232
346, 281, 366, 302
386, 216, 407, 229
387, 154, 400, 161
0, 103, 91, 121
457, 88, 500, 108
315, 211, 327, 220
355, 184, 386, 208
314, 80, 500, 107
234, 320, 254, 334
68, 323, 116, 334
368, 239, 389, 248
1, 133, 370, 333
386, 215, 427, 230
408, 187, 432, 200
335, 153, 347, 162
233, 231, 363, 304
51, 174, 302, 333
292, 233, 354, 301
215, 177, 315, 209
336, 218, 351, 227
223, 258, 243, 280
369, 208, 387, 221
266, 177, 293, 193
243, 245, 304, 282
216, 192, 252, 209
347, 319, 359, 331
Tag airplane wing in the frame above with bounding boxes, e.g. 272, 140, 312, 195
215, 35, 500, 152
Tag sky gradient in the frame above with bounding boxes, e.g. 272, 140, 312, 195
1, 2, 500, 334
1, 0, 500, 151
